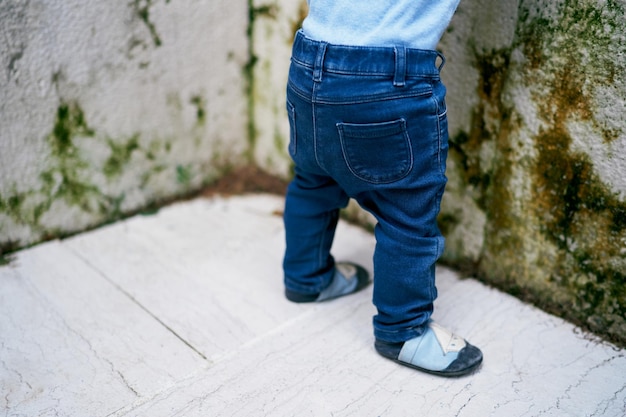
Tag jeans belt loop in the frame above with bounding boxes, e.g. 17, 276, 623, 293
313, 42, 328, 83
436, 51, 446, 72
393, 46, 407, 87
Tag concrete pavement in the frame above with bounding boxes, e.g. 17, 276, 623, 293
2, 194, 625, 416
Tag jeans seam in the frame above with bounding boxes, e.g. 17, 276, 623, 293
430, 93, 445, 175
317, 212, 331, 271
287, 81, 313, 102
287, 100, 297, 156
314, 89, 432, 105
312, 83, 323, 170
291, 58, 440, 79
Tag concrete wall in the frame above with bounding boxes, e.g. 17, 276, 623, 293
250, 0, 626, 345
0, 0, 249, 251
438, 0, 626, 346
248, 0, 307, 176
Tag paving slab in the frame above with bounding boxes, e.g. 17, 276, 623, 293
0, 240, 206, 417
1, 194, 625, 417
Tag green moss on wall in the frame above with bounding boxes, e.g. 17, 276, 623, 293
176, 164, 192, 185
289, 1, 308, 42
444, 0, 626, 345
1, 101, 110, 254
437, 212, 460, 238
132, 0, 163, 47
447, 46, 513, 211
250, 4, 279, 21
51, 103, 95, 154
104, 134, 140, 178
190, 95, 207, 126
522, 0, 626, 342
246, 1, 307, 166
43, 101, 105, 213
245, 2, 283, 162
0, 98, 213, 255
244, 0, 259, 161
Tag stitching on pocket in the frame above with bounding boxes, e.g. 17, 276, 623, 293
286, 101, 296, 156
337, 118, 413, 184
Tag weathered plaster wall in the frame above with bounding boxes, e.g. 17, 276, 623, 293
438, 0, 626, 345
248, 0, 307, 177
0, 0, 249, 252
251, 0, 626, 345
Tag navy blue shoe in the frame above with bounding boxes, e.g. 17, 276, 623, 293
285, 263, 370, 303
375, 321, 483, 377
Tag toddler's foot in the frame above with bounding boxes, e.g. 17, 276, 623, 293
375, 320, 483, 377
285, 262, 370, 303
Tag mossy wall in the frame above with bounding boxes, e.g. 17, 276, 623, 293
0, 0, 250, 252
438, 0, 626, 346
252, 0, 626, 346
248, 0, 308, 176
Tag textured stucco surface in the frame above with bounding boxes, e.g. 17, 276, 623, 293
438, 0, 626, 345
0, 0, 249, 250
248, 0, 308, 176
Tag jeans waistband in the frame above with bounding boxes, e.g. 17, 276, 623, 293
291, 30, 444, 85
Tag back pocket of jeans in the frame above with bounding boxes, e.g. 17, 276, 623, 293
337, 119, 412, 184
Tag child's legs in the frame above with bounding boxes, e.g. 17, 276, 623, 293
310, 74, 449, 343
283, 168, 349, 295
357, 181, 446, 343
284, 31, 449, 340
313, 70, 449, 343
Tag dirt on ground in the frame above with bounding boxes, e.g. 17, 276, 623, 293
201, 165, 289, 198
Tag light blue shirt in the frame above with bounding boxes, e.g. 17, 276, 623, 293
302, 0, 461, 50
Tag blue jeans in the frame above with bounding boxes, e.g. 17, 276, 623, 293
283, 31, 449, 343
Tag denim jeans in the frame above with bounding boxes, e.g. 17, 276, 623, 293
283, 31, 449, 343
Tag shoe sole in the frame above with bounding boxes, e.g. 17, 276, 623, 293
375, 344, 483, 378
389, 355, 483, 377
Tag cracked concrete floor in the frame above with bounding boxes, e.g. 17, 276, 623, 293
1, 194, 625, 416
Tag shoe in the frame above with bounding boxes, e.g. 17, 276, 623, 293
375, 320, 483, 377
285, 262, 370, 303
